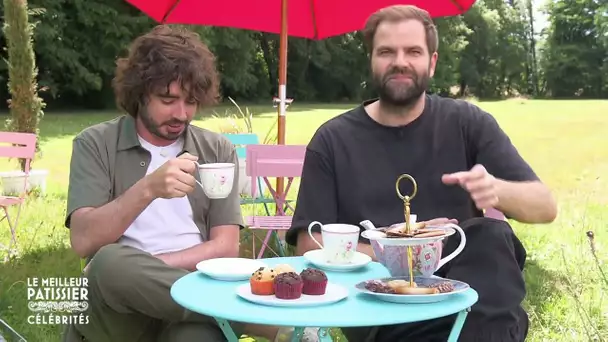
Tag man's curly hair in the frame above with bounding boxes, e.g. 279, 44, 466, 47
112, 25, 220, 117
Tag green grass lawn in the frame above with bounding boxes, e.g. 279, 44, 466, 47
0, 99, 607, 341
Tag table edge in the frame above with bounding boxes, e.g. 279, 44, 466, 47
170, 272, 480, 328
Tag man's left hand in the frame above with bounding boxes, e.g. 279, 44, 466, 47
441, 164, 499, 210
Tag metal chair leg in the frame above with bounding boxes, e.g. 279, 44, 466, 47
0, 318, 26, 342
2, 204, 22, 261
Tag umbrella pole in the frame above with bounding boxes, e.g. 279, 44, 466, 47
275, 0, 288, 204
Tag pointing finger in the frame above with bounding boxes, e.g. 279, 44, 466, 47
462, 177, 493, 193
442, 171, 471, 185
470, 164, 487, 176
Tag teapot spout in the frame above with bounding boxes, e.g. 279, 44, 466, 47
360, 220, 386, 260
360, 220, 377, 231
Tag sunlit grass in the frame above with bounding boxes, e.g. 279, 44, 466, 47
0, 99, 607, 341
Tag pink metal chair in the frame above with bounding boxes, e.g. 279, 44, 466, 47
0, 132, 37, 259
485, 208, 506, 220
244, 144, 306, 259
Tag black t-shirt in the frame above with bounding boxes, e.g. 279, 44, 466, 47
285, 94, 539, 246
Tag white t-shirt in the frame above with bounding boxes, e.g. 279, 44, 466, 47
118, 136, 203, 255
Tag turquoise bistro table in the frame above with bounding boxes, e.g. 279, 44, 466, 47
170, 256, 479, 342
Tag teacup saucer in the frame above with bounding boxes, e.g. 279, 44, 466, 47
303, 250, 372, 272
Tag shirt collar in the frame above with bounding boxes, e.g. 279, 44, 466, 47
117, 115, 198, 154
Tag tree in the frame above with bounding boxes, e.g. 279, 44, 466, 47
3, 0, 45, 171
541, 0, 607, 98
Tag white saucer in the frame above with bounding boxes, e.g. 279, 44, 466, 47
236, 282, 349, 307
196, 258, 267, 281
303, 250, 371, 272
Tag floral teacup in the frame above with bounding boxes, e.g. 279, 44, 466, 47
196, 162, 235, 199
307, 221, 360, 264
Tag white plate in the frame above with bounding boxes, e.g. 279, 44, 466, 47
236, 282, 349, 307
196, 258, 268, 281
361, 225, 456, 246
303, 250, 371, 272
355, 276, 470, 304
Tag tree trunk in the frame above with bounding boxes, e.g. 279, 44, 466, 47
3, 0, 45, 171
527, 0, 539, 96
258, 33, 277, 97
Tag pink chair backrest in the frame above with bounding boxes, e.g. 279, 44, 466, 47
485, 207, 506, 220
0, 132, 37, 171
245, 144, 307, 198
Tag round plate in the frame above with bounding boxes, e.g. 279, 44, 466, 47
354, 276, 470, 304
236, 282, 349, 307
361, 226, 456, 246
196, 258, 268, 281
303, 250, 372, 272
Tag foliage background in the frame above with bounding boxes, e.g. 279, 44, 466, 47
0, 0, 604, 114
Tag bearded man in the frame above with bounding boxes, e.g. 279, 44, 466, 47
286, 5, 557, 342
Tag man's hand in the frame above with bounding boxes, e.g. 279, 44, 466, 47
146, 153, 199, 199
154, 253, 176, 267
442, 164, 498, 210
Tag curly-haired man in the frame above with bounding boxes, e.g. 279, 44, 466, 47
62, 25, 287, 342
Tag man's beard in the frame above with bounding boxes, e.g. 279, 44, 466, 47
139, 108, 189, 141
372, 66, 430, 108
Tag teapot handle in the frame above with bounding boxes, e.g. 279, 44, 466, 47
437, 223, 466, 270
307, 221, 324, 249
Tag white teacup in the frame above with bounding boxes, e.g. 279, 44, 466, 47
195, 163, 235, 199
307, 221, 360, 264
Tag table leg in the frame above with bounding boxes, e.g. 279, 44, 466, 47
214, 318, 239, 342
290, 327, 332, 342
316, 328, 333, 341
291, 327, 304, 342
447, 307, 471, 342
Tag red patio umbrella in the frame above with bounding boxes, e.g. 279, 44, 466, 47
125, 0, 476, 195
126, 0, 476, 145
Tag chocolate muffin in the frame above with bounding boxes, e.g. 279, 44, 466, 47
300, 268, 328, 295
273, 272, 303, 299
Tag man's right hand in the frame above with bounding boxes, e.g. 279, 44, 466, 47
146, 153, 199, 199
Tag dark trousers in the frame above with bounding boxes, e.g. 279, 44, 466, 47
342, 217, 530, 342
61, 244, 243, 342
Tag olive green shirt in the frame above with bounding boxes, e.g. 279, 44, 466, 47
65, 115, 244, 242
